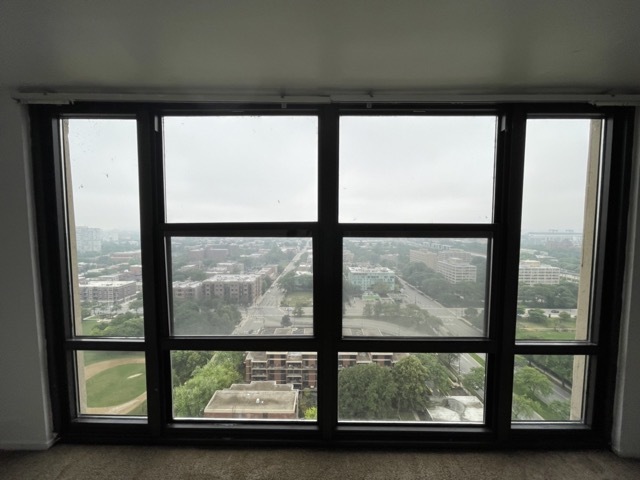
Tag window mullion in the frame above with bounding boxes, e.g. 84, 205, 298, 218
493, 106, 527, 444
138, 108, 165, 435
316, 104, 341, 440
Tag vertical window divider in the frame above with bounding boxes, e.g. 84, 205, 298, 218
317, 104, 341, 441
138, 107, 163, 435
494, 106, 527, 444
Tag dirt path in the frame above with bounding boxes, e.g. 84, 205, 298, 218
83, 357, 147, 415
84, 391, 147, 415
84, 357, 145, 380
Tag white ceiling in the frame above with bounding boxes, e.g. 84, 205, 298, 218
2, 0, 640, 95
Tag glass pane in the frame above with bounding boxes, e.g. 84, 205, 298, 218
164, 116, 318, 223
171, 237, 312, 336
343, 238, 488, 337
512, 355, 587, 422
76, 351, 146, 417
516, 120, 601, 341
63, 119, 144, 338
338, 352, 486, 423
339, 116, 496, 223
172, 351, 317, 421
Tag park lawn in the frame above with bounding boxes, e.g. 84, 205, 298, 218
283, 291, 312, 306
83, 351, 144, 366
516, 329, 577, 341
86, 363, 146, 408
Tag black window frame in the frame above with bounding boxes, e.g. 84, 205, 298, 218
30, 102, 634, 448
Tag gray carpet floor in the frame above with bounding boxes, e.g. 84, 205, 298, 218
2, 444, 640, 479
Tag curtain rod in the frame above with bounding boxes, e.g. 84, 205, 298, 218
12, 91, 640, 106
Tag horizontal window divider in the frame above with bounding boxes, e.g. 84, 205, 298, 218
161, 223, 316, 237
337, 105, 502, 115
66, 338, 146, 351
335, 425, 494, 437
162, 337, 320, 352
510, 422, 592, 431
59, 111, 139, 120
70, 417, 149, 428
167, 421, 319, 432
159, 104, 323, 115
337, 338, 495, 354
513, 342, 598, 355
340, 224, 497, 237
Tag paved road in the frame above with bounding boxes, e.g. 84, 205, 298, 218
396, 277, 483, 337
233, 243, 309, 335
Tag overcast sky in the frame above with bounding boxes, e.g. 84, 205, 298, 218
66, 115, 594, 233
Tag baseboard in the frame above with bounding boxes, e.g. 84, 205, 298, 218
0, 436, 57, 451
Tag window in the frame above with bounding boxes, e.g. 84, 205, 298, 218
31, 103, 633, 446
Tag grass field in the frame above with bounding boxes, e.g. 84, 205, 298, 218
516, 316, 577, 341
516, 328, 576, 341
283, 292, 312, 306
82, 351, 144, 366
86, 363, 146, 408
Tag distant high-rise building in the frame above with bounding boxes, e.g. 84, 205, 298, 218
409, 249, 438, 269
244, 351, 317, 390
78, 280, 136, 302
411, 248, 477, 284
518, 260, 560, 285
437, 258, 477, 284
345, 266, 395, 291
202, 274, 262, 304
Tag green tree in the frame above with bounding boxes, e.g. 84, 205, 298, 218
298, 388, 317, 417
438, 353, 460, 373
128, 298, 144, 312
550, 400, 570, 419
527, 308, 547, 324
91, 312, 144, 337
304, 407, 318, 420
373, 301, 383, 317
338, 364, 396, 420
512, 394, 537, 420
371, 281, 391, 297
558, 311, 572, 323
513, 366, 553, 401
172, 354, 242, 417
362, 303, 373, 317
462, 366, 485, 393
281, 314, 292, 327
292, 303, 304, 317
171, 351, 214, 386
392, 356, 428, 414
415, 353, 451, 395
172, 298, 242, 335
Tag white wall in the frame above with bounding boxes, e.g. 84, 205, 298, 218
0, 91, 55, 449
612, 108, 640, 458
